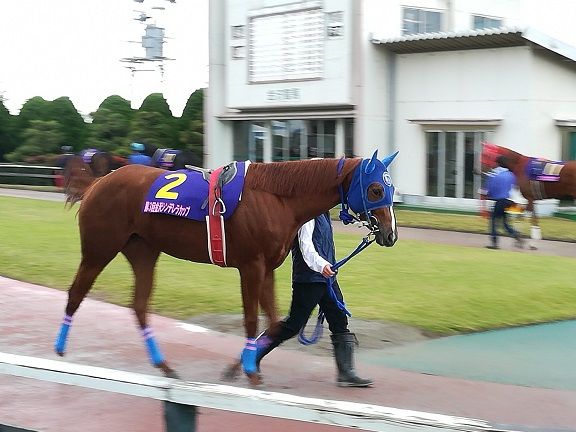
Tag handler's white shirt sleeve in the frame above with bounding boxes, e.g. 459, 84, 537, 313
298, 219, 331, 274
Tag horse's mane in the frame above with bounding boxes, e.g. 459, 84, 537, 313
245, 158, 359, 197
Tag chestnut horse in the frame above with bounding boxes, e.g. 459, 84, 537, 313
482, 143, 576, 248
55, 151, 398, 384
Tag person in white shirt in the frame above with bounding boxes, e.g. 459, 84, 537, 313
255, 212, 372, 387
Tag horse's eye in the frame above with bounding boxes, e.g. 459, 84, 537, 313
367, 184, 384, 202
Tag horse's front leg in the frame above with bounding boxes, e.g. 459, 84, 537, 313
527, 199, 541, 250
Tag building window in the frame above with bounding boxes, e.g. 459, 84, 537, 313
306, 120, 336, 159
233, 122, 265, 162
231, 25, 246, 39
472, 15, 502, 30
234, 119, 351, 162
326, 11, 344, 38
249, 8, 324, 82
344, 119, 354, 157
402, 7, 442, 35
272, 120, 307, 161
426, 131, 491, 198
231, 46, 245, 59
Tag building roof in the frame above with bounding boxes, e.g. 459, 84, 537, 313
371, 27, 576, 62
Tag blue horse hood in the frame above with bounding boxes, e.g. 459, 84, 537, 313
346, 150, 397, 213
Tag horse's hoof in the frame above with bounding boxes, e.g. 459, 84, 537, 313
247, 372, 263, 387
158, 362, 180, 380
221, 361, 242, 382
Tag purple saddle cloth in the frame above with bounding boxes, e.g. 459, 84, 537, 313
152, 149, 181, 170
81, 149, 100, 164
526, 158, 564, 182
143, 161, 248, 221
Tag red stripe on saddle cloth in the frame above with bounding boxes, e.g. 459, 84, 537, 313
207, 167, 226, 266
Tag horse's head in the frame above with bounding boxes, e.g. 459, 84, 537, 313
345, 150, 398, 247
481, 142, 525, 175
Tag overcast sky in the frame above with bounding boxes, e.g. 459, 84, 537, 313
0, 0, 209, 117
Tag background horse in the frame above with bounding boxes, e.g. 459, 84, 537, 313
141, 142, 203, 169
482, 143, 576, 248
62, 150, 127, 203
55, 151, 398, 385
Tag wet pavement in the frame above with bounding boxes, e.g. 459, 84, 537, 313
2, 277, 576, 431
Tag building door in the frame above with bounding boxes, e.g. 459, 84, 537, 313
569, 132, 576, 160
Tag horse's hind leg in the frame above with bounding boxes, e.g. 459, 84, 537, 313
223, 267, 277, 385
121, 236, 178, 378
55, 256, 113, 356
526, 199, 541, 250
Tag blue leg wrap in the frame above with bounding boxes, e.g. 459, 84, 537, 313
142, 327, 165, 365
241, 338, 257, 375
55, 315, 73, 354
54, 323, 70, 354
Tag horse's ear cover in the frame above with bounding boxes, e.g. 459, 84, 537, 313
382, 151, 399, 168
364, 150, 379, 174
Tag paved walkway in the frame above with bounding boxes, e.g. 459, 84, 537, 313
360, 320, 576, 392
2, 277, 576, 432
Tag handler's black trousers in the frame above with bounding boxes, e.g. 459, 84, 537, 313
275, 280, 350, 342
490, 198, 519, 245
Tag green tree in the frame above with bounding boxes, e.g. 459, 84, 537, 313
139, 93, 173, 117
86, 96, 134, 153
135, 93, 178, 149
0, 98, 16, 161
48, 97, 87, 150
16, 97, 51, 138
177, 88, 204, 158
14, 96, 88, 156
97, 95, 134, 119
128, 111, 175, 149
5, 120, 64, 162
87, 109, 131, 153
179, 88, 204, 129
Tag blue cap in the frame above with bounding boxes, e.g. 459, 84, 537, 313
131, 142, 145, 151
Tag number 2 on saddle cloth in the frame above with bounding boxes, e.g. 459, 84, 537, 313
142, 161, 248, 266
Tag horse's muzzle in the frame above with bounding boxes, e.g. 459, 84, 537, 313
375, 226, 397, 247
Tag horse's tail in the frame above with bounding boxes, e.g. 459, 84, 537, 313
63, 155, 98, 207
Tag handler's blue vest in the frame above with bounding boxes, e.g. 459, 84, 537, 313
291, 213, 336, 284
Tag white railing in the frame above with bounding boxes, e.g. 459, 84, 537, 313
0, 163, 63, 187
0, 351, 503, 432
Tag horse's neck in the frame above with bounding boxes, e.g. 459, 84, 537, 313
246, 159, 358, 225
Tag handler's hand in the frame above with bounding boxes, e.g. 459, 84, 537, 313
322, 264, 336, 278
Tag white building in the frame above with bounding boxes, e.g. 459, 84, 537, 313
206, 0, 576, 213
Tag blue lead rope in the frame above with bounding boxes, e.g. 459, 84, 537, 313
298, 235, 375, 345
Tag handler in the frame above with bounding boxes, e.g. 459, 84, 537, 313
256, 212, 373, 387
485, 156, 524, 249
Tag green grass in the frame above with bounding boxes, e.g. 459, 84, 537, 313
393, 207, 576, 242
1, 196, 576, 335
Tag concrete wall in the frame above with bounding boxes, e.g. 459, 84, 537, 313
393, 47, 533, 196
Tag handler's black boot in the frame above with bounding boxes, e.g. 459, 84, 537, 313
331, 332, 373, 387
